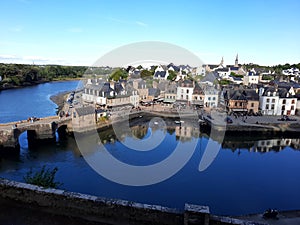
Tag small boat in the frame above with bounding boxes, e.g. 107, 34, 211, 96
174, 120, 181, 124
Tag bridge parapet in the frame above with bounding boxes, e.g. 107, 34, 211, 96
0, 116, 72, 151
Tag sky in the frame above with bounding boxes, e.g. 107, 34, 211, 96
0, 0, 299, 66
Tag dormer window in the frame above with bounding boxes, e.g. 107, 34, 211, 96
273, 92, 276, 96
267, 91, 270, 96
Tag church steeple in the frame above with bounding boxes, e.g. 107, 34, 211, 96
235, 54, 239, 67
220, 56, 224, 66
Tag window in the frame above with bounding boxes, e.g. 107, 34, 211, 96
282, 106, 285, 110
291, 105, 295, 110
266, 104, 269, 110
239, 102, 243, 107
186, 89, 189, 94
181, 95, 183, 99
251, 103, 254, 107
271, 104, 275, 110
272, 99, 275, 103
235, 102, 238, 106
283, 99, 286, 104
181, 89, 184, 93
266, 98, 270, 103
186, 95, 189, 100
292, 99, 295, 104
213, 97, 216, 100
208, 97, 211, 101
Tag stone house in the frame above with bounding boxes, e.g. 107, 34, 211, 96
72, 106, 95, 131
132, 79, 148, 100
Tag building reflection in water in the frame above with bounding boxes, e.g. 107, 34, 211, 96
222, 137, 300, 153
97, 121, 300, 154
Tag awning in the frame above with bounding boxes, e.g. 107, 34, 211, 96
163, 99, 176, 103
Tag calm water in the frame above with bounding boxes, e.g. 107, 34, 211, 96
0, 81, 79, 123
0, 81, 300, 216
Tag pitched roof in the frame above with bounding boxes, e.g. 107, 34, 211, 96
193, 82, 204, 94
154, 71, 167, 78
75, 106, 95, 116
201, 72, 219, 83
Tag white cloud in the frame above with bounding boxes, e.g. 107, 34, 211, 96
0, 54, 21, 60
135, 21, 147, 27
107, 17, 147, 27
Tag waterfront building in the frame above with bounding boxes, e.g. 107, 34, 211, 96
202, 85, 219, 108
163, 82, 177, 105
176, 79, 194, 102
277, 87, 297, 116
224, 89, 248, 114
223, 88, 259, 114
132, 79, 148, 100
82, 79, 139, 108
191, 82, 204, 108
259, 87, 279, 115
259, 86, 297, 116
72, 106, 96, 131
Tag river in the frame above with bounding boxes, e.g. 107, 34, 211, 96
0, 81, 300, 216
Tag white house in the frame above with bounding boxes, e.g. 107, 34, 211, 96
153, 65, 169, 80
243, 71, 259, 85
259, 87, 280, 115
216, 68, 230, 79
259, 86, 297, 116
203, 85, 219, 108
276, 87, 297, 116
176, 80, 194, 101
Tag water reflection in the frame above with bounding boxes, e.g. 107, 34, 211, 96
222, 137, 300, 153
0, 122, 300, 215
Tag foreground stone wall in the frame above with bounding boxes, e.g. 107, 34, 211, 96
0, 178, 265, 225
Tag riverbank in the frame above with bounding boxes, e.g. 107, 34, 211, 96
0, 78, 80, 92
50, 90, 72, 113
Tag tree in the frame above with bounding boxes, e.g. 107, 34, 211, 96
136, 65, 143, 70
167, 70, 177, 80
109, 68, 128, 81
141, 70, 153, 78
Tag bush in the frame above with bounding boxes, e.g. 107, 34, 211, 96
24, 166, 62, 188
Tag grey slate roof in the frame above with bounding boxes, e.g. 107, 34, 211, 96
201, 72, 219, 83
75, 106, 95, 116
154, 71, 167, 78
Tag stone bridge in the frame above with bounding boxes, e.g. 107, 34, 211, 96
0, 116, 72, 150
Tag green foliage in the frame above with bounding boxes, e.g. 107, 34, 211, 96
141, 69, 153, 78
24, 166, 62, 188
230, 72, 243, 78
219, 79, 232, 85
109, 68, 128, 81
262, 74, 274, 80
167, 70, 177, 80
11, 76, 21, 85
0, 63, 87, 89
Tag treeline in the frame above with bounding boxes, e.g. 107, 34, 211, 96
0, 63, 87, 90
244, 63, 300, 73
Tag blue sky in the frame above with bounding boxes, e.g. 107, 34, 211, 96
0, 0, 299, 66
